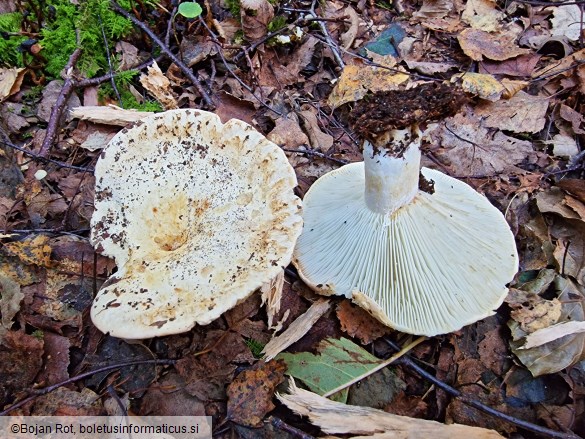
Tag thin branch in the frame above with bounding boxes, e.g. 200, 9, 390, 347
98, 12, 122, 105
383, 338, 582, 439
0, 359, 176, 416
110, 0, 215, 109
38, 47, 82, 158
310, 0, 344, 68
270, 417, 316, 439
281, 147, 348, 165
1, 139, 94, 172
198, 18, 284, 117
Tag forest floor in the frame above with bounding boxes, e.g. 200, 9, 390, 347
0, 0, 584, 438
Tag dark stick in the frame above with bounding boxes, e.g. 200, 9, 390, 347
0, 359, 176, 416
1, 139, 94, 172
384, 339, 582, 439
281, 147, 348, 165
38, 47, 83, 158
270, 417, 316, 439
110, 0, 215, 109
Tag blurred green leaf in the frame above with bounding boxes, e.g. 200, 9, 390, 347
178, 2, 202, 18
277, 338, 385, 403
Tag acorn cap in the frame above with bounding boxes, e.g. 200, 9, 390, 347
292, 162, 518, 336
90, 109, 302, 339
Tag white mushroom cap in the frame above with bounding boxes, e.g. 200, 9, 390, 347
292, 162, 518, 336
90, 109, 302, 339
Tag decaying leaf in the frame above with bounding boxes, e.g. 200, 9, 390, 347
0, 274, 23, 334
458, 28, 531, 61
267, 115, 310, 149
521, 321, 585, 349
550, 4, 583, 41
453, 72, 505, 101
509, 276, 585, 376
548, 133, 579, 158
278, 379, 505, 438
240, 0, 274, 41
474, 91, 548, 133
2, 234, 53, 267
336, 300, 390, 344
427, 110, 535, 176
0, 67, 25, 102
461, 0, 505, 32
139, 61, 178, 109
507, 288, 562, 333
277, 337, 385, 402
226, 359, 286, 427
327, 64, 409, 108
262, 299, 331, 361
299, 107, 334, 152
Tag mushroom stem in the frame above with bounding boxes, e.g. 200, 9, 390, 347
363, 127, 421, 215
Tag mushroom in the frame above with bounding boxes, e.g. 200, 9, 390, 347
90, 109, 302, 339
292, 83, 518, 336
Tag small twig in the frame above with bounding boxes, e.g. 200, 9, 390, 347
110, 0, 215, 109
384, 339, 582, 439
38, 47, 83, 158
1, 139, 94, 172
98, 13, 122, 105
198, 18, 284, 116
0, 359, 176, 416
281, 147, 348, 165
78, 58, 157, 87
270, 417, 315, 439
310, 0, 344, 68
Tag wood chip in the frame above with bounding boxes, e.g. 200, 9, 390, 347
262, 299, 331, 361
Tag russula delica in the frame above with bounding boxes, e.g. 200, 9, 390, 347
91, 109, 302, 339
293, 83, 518, 336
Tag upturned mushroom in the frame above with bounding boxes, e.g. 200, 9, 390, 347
293, 83, 518, 336
90, 109, 302, 339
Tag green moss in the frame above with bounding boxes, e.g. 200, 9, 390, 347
99, 69, 163, 112
267, 15, 287, 33
245, 338, 265, 358
225, 0, 241, 18
0, 12, 27, 67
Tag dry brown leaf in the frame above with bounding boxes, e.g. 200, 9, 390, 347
557, 179, 585, 203
268, 115, 310, 149
453, 72, 504, 101
139, 61, 178, 109
299, 108, 334, 152
115, 41, 143, 70
428, 110, 535, 176
70, 105, 153, 126
508, 289, 562, 334
458, 28, 531, 61
533, 48, 585, 79
0, 274, 23, 333
262, 299, 331, 361
521, 321, 585, 349
536, 187, 581, 219
278, 379, 505, 438
461, 0, 504, 32
479, 54, 541, 77
240, 0, 274, 41
227, 360, 286, 427
0, 67, 25, 102
475, 91, 548, 133
336, 300, 390, 344
559, 104, 585, 134
340, 6, 360, 49
550, 4, 583, 41
327, 64, 409, 108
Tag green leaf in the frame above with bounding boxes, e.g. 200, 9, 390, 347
277, 338, 385, 403
178, 2, 203, 18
